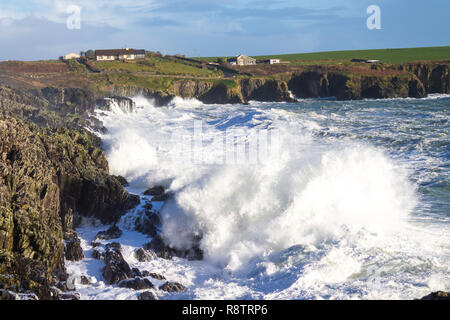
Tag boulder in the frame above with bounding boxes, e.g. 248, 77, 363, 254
143, 186, 165, 197
102, 243, 132, 284
118, 278, 154, 290
134, 248, 157, 262
159, 281, 187, 293
95, 225, 123, 241
134, 211, 161, 237
148, 273, 166, 281
138, 291, 158, 300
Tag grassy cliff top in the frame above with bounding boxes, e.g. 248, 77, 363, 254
199, 46, 450, 65
0, 46, 449, 94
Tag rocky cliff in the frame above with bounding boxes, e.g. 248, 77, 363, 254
167, 62, 448, 104
0, 87, 139, 299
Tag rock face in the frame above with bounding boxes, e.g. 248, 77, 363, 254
64, 235, 84, 261
420, 291, 450, 300
102, 243, 133, 285
0, 87, 139, 299
144, 235, 203, 261
96, 96, 136, 113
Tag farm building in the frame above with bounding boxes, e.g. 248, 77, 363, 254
228, 54, 257, 66
95, 48, 146, 61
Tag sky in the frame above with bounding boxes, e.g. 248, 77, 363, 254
0, 0, 449, 60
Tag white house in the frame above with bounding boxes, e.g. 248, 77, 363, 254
95, 48, 145, 61
65, 52, 80, 60
269, 59, 281, 64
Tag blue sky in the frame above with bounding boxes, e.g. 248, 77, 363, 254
0, 0, 449, 60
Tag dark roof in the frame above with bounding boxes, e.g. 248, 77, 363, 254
134, 49, 146, 55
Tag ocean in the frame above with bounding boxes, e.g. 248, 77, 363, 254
67, 94, 449, 300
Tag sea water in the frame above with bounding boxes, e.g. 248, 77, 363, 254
67, 94, 449, 300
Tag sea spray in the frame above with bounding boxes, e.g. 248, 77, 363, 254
95, 96, 417, 271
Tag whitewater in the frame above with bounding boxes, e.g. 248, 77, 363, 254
67, 94, 450, 300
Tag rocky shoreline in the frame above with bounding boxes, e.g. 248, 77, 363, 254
0, 78, 449, 300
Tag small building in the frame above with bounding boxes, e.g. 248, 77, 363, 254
134, 49, 146, 59
269, 59, 281, 64
65, 52, 80, 60
95, 48, 145, 61
228, 54, 256, 66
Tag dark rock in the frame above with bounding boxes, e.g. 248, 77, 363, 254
80, 276, 91, 285
92, 248, 105, 260
420, 291, 450, 300
149, 273, 166, 281
159, 281, 187, 293
132, 268, 143, 278
118, 278, 154, 290
95, 225, 123, 241
64, 235, 84, 261
91, 242, 101, 248
143, 202, 153, 210
102, 243, 132, 284
134, 248, 157, 262
113, 175, 129, 187
138, 291, 158, 300
143, 235, 203, 261
135, 211, 161, 237
144, 186, 165, 197
151, 193, 170, 202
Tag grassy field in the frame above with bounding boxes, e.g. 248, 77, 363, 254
93, 56, 223, 77
199, 46, 450, 65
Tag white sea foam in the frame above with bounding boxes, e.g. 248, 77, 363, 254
80, 96, 450, 299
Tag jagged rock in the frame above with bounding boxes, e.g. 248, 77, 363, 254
92, 248, 105, 260
420, 291, 450, 300
148, 273, 166, 281
95, 225, 123, 241
144, 186, 166, 197
138, 291, 158, 300
113, 175, 129, 187
134, 248, 157, 262
135, 211, 161, 237
64, 235, 84, 261
0, 289, 19, 300
132, 268, 143, 278
159, 281, 187, 293
143, 235, 203, 261
102, 243, 132, 284
118, 278, 154, 290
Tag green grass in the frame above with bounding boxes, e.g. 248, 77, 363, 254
93, 57, 223, 77
198, 46, 450, 65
